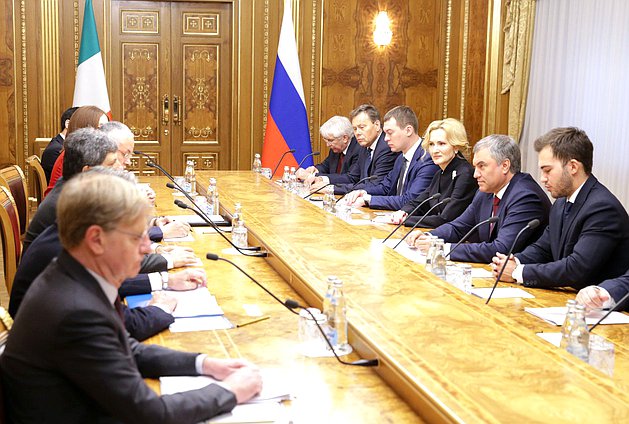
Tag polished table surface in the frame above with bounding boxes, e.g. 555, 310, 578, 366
145, 171, 629, 423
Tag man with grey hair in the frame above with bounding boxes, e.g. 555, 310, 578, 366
1, 172, 262, 422
407, 134, 551, 263
24, 127, 118, 251
296, 115, 360, 185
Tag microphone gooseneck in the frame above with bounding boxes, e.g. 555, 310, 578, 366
485, 218, 540, 304
297, 151, 320, 169
333, 175, 378, 205
271, 149, 297, 179
382, 193, 441, 243
303, 182, 333, 199
445, 215, 500, 259
588, 291, 629, 332
393, 198, 452, 249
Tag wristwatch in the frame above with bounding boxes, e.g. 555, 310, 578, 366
160, 271, 169, 290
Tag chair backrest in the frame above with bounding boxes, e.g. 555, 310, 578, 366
0, 186, 20, 295
25, 155, 47, 209
0, 306, 12, 424
0, 165, 29, 236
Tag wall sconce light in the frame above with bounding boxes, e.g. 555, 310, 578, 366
373, 11, 392, 47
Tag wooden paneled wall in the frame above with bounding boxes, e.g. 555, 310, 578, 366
0, 0, 511, 170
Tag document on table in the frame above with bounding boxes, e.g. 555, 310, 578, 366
536, 332, 562, 347
167, 214, 229, 226
168, 288, 224, 319
169, 316, 233, 332
471, 268, 493, 278
377, 238, 426, 264
525, 306, 629, 326
471, 287, 535, 299
163, 234, 195, 242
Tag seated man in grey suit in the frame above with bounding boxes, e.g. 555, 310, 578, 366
493, 127, 629, 289
295, 115, 360, 185
407, 135, 551, 263
1, 172, 262, 423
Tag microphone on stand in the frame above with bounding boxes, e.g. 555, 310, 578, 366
176, 200, 266, 257
588, 291, 629, 332
485, 219, 540, 304
445, 216, 500, 259
167, 183, 228, 230
206, 253, 379, 367
382, 193, 441, 243
271, 149, 296, 179
303, 182, 333, 200
333, 175, 378, 205
297, 151, 320, 169
393, 198, 451, 249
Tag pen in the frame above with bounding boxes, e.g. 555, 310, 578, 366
236, 316, 270, 328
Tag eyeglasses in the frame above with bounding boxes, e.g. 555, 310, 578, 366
323, 136, 342, 145
113, 228, 149, 242
118, 150, 132, 160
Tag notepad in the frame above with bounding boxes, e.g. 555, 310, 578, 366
525, 306, 629, 326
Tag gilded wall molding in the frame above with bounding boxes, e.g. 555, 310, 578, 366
73, 1, 79, 67
41, 0, 60, 136
20, 0, 28, 162
308, 0, 316, 140
442, 0, 452, 118
460, 0, 470, 121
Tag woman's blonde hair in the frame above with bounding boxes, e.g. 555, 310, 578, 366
421, 118, 469, 156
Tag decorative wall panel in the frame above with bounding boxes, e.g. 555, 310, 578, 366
183, 12, 219, 36
121, 10, 159, 34
121, 43, 159, 143
183, 45, 218, 144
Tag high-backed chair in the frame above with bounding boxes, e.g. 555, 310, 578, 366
0, 305, 12, 424
0, 186, 21, 295
25, 155, 47, 211
0, 165, 29, 236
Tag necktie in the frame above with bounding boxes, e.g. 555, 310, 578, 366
336, 153, 344, 173
396, 158, 409, 195
564, 201, 572, 218
363, 148, 373, 177
114, 296, 125, 324
490, 195, 500, 234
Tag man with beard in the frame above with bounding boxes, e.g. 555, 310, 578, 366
492, 127, 629, 290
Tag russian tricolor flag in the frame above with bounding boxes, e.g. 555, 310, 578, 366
262, 0, 313, 171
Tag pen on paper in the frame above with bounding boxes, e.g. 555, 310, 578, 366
236, 316, 270, 328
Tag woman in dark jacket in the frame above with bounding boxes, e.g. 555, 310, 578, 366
389, 118, 477, 228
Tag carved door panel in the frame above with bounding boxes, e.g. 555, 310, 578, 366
110, 1, 232, 175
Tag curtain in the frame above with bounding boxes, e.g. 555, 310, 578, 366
520, 0, 629, 206
501, 0, 536, 141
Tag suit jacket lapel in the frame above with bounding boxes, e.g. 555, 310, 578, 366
558, 176, 596, 256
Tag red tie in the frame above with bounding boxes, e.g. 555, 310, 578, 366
114, 296, 125, 324
490, 195, 500, 234
336, 153, 344, 173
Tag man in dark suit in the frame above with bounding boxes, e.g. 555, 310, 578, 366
1, 171, 262, 423
493, 127, 629, 289
407, 134, 551, 263
296, 116, 360, 185
345, 106, 439, 210
41, 106, 77, 182
310, 104, 399, 194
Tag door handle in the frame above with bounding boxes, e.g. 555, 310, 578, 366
162, 94, 170, 125
173, 95, 181, 125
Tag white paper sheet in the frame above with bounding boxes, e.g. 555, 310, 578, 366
167, 288, 224, 318
537, 332, 562, 347
525, 306, 629, 326
377, 238, 426, 264
471, 287, 535, 299
163, 234, 195, 242
169, 316, 234, 332
471, 268, 493, 278
167, 214, 227, 225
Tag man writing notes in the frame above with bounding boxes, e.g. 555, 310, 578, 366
407, 135, 550, 263
1, 172, 262, 423
492, 127, 629, 289
344, 105, 439, 210
295, 115, 360, 185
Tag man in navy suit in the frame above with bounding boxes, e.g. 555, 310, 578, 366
312, 104, 399, 194
493, 127, 629, 289
407, 134, 551, 263
345, 106, 439, 210
41, 106, 77, 182
296, 115, 360, 184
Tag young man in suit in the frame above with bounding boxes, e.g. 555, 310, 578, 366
492, 127, 629, 289
41, 106, 78, 182
407, 134, 551, 263
344, 105, 439, 211
1, 172, 262, 423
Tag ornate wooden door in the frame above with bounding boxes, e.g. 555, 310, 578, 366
110, 1, 232, 175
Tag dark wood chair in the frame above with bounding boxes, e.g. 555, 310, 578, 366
0, 165, 29, 237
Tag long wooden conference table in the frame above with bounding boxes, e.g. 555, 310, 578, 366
145, 171, 629, 423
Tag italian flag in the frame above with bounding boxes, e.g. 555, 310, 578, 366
72, 0, 112, 118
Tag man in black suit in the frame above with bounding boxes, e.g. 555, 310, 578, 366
1, 171, 262, 423
493, 127, 629, 289
407, 135, 551, 263
296, 115, 360, 185
41, 106, 78, 182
